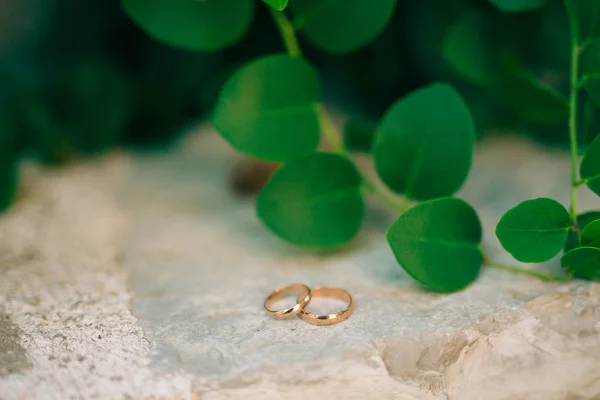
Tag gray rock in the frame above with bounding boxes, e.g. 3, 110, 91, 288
1, 123, 599, 399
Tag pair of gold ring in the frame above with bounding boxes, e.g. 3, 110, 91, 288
263, 283, 354, 326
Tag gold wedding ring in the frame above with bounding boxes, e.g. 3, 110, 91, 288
298, 286, 354, 326
264, 284, 354, 326
263, 283, 312, 319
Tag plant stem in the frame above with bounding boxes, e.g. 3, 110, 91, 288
269, 8, 302, 57
567, 3, 581, 225
318, 105, 345, 154
268, 8, 410, 215
361, 180, 410, 213
485, 258, 572, 282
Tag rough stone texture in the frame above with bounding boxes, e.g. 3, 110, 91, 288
0, 157, 190, 399
0, 313, 31, 375
1, 123, 600, 399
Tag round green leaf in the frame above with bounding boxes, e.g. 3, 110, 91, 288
263, 0, 288, 11
561, 247, 600, 280
488, 0, 546, 13
372, 83, 475, 201
386, 197, 482, 293
212, 55, 321, 162
289, 0, 397, 54
581, 219, 600, 247
496, 198, 572, 263
565, 210, 600, 252
581, 134, 600, 196
256, 152, 364, 248
122, 0, 254, 51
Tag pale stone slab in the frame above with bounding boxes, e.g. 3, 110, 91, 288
122, 127, 600, 399
0, 122, 599, 399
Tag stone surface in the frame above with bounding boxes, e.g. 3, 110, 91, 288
0, 313, 31, 376
1, 123, 600, 399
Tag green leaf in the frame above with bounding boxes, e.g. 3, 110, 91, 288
580, 134, 600, 196
496, 198, 572, 263
566, 0, 600, 43
499, 66, 569, 124
372, 83, 475, 201
263, 0, 288, 11
386, 197, 483, 293
256, 152, 364, 248
581, 219, 600, 247
343, 118, 375, 153
212, 55, 321, 162
442, 11, 505, 87
122, 0, 254, 51
561, 247, 600, 280
565, 210, 600, 251
289, 0, 397, 54
582, 40, 600, 108
488, 0, 546, 13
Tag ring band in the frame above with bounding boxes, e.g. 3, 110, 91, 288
264, 283, 312, 319
298, 286, 354, 326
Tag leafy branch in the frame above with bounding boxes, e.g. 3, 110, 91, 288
120, 0, 600, 292
269, 8, 410, 215
485, 0, 600, 282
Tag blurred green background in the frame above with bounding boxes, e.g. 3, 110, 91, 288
0, 0, 583, 212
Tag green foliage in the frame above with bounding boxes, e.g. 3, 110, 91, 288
386, 197, 483, 293
488, 0, 546, 13
584, 101, 600, 145
565, 0, 600, 42
212, 54, 321, 162
263, 0, 289, 11
582, 40, 600, 108
561, 247, 600, 279
3, 0, 600, 292
564, 211, 600, 251
496, 198, 572, 263
122, 0, 254, 51
256, 153, 364, 248
441, 6, 569, 126
372, 83, 475, 201
289, 0, 397, 54
442, 11, 504, 87
498, 66, 569, 125
343, 118, 375, 153
55, 59, 134, 154
581, 219, 600, 247
580, 134, 600, 196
